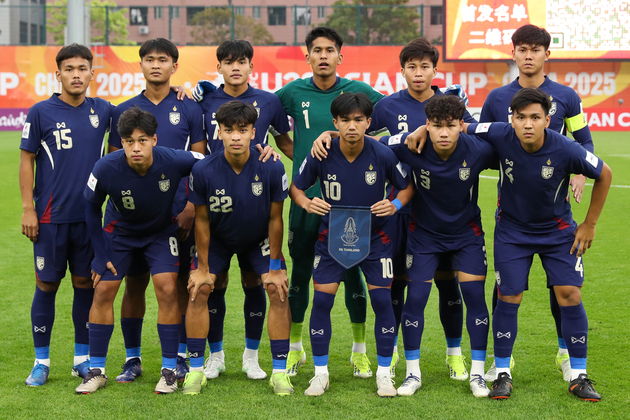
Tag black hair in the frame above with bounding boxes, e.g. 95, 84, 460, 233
56, 43, 93, 69
118, 106, 158, 138
511, 24, 551, 50
510, 87, 552, 116
305, 26, 343, 52
139, 38, 179, 63
399, 38, 439, 68
216, 39, 254, 63
330, 93, 373, 119
215, 100, 258, 127
425, 95, 466, 122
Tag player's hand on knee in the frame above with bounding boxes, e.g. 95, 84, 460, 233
257, 144, 281, 162
571, 222, 595, 257
263, 271, 289, 302
405, 125, 428, 154
371, 199, 397, 217
170, 85, 193, 101
21, 209, 39, 242
306, 197, 331, 216
569, 174, 586, 204
311, 132, 333, 160
188, 270, 216, 301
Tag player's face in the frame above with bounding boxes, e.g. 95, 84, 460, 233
219, 123, 255, 157
402, 58, 437, 95
56, 57, 94, 97
511, 103, 551, 151
122, 128, 157, 170
333, 112, 371, 145
140, 51, 177, 85
217, 57, 253, 88
426, 118, 463, 155
306, 37, 343, 78
512, 44, 550, 76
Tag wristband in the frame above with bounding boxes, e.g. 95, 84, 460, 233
392, 198, 402, 211
270, 258, 282, 270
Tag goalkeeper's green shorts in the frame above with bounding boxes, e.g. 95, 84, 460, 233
288, 201, 321, 261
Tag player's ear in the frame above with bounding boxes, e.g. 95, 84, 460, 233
366, 117, 372, 127
545, 114, 551, 128
332, 118, 339, 130
304, 52, 310, 63
545, 49, 551, 61
337, 52, 343, 64
89, 68, 95, 82
432, 66, 437, 78
171, 61, 178, 74
511, 49, 516, 61
55, 69, 61, 83
152, 134, 158, 146
459, 119, 465, 132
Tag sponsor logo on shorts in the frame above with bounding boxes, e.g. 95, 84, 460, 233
89, 114, 99, 128
313, 255, 321, 269
406, 254, 413, 269
495, 270, 501, 285
36, 256, 45, 270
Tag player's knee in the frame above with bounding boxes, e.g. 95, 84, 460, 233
554, 286, 582, 306
93, 283, 120, 306
193, 284, 212, 303
241, 271, 261, 288
71, 275, 92, 289
36, 280, 61, 293
125, 272, 151, 294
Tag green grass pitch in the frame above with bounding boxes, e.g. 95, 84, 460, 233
1, 130, 628, 419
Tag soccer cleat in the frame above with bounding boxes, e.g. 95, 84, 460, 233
269, 372, 294, 396
488, 372, 513, 399
242, 357, 267, 379
286, 350, 306, 377
446, 355, 469, 381
568, 374, 601, 402
484, 355, 515, 382
181, 371, 207, 395
376, 374, 397, 397
351, 352, 373, 378
155, 368, 178, 394
469, 374, 490, 398
115, 357, 143, 383
556, 352, 571, 382
174, 356, 189, 381
203, 355, 226, 379
397, 374, 422, 396
25, 362, 49, 386
75, 368, 107, 394
304, 374, 329, 397
71, 360, 91, 379
390, 350, 399, 378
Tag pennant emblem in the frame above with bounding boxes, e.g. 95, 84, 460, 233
89, 114, 100, 128
328, 206, 371, 269
36, 256, 45, 271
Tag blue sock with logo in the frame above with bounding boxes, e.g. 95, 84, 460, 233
493, 300, 519, 361
310, 291, 335, 358
207, 287, 227, 345
89, 323, 115, 369
391, 279, 407, 336
369, 288, 395, 364
435, 277, 463, 344
157, 323, 180, 370
459, 280, 489, 353
121, 318, 143, 359
243, 284, 266, 347
270, 339, 290, 372
72, 287, 93, 352
560, 303, 588, 359
31, 287, 57, 351
401, 280, 432, 354
187, 338, 206, 370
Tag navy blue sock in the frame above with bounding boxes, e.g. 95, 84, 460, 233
179, 315, 187, 351
560, 302, 588, 359
459, 281, 489, 351
157, 323, 180, 370
344, 266, 367, 324
549, 287, 563, 341
492, 300, 519, 359
310, 291, 335, 357
243, 284, 266, 343
187, 338, 206, 369
72, 287, 93, 347
207, 287, 227, 344
369, 288, 396, 359
31, 287, 57, 349
435, 277, 463, 340
391, 279, 406, 336
89, 323, 115, 369
120, 318, 143, 358
270, 339, 290, 370
401, 280, 432, 353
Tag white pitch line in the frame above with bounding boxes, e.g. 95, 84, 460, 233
479, 175, 630, 188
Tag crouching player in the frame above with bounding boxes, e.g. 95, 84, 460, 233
184, 101, 292, 396
76, 107, 204, 394
290, 93, 413, 397
467, 88, 611, 401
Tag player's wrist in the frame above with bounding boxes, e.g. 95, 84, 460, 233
391, 198, 402, 211
269, 258, 282, 271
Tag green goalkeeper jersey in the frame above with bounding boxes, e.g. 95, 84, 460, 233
276, 76, 384, 197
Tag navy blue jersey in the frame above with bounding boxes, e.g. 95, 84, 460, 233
200, 85, 290, 153
84, 147, 203, 236
480, 76, 593, 153
469, 122, 603, 241
294, 137, 409, 233
381, 133, 497, 241
188, 148, 288, 253
20, 94, 113, 224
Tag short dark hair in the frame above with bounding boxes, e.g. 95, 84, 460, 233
216, 40, 254, 63
425, 95, 466, 122
510, 87, 552, 116
139, 38, 179, 63
215, 101, 258, 127
330, 93, 373, 120
511, 24, 551, 50
56, 43, 93, 69
305, 26, 343, 52
399, 38, 439, 68
118, 106, 158, 138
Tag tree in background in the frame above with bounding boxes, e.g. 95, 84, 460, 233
189, 7, 274, 45
324, 0, 421, 45
47, 0, 134, 45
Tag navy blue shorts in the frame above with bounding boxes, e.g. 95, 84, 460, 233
493, 237, 584, 296
406, 231, 488, 282
126, 228, 195, 278
384, 212, 411, 278
192, 237, 272, 277
33, 222, 93, 282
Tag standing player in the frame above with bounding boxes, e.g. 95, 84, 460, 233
108, 38, 206, 383
183, 101, 292, 396
468, 88, 610, 401
76, 107, 204, 394
290, 93, 413, 397
19, 44, 114, 386
480, 24, 594, 382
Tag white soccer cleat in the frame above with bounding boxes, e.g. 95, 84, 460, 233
397, 374, 422, 396
484, 355, 515, 382
376, 374, 397, 397
242, 356, 267, 380
304, 374, 329, 397
469, 374, 490, 397
203, 355, 226, 379
556, 352, 571, 382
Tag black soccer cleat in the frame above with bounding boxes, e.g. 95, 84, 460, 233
568, 374, 601, 402
489, 372, 513, 399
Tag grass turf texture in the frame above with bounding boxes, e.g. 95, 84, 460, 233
1, 131, 629, 419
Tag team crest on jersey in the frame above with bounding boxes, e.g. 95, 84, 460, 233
159, 174, 170, 192
406, 254, 413, 269
313, 255, 321, 269
549, 96, 557, 116
365, 164, 377, 185
169, 106, 180, 125
252, 175, 263, 196
541, 159, 554, 179
36, 256, 45, 271
89, 115, 99, 128
459, 160, 470, 181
